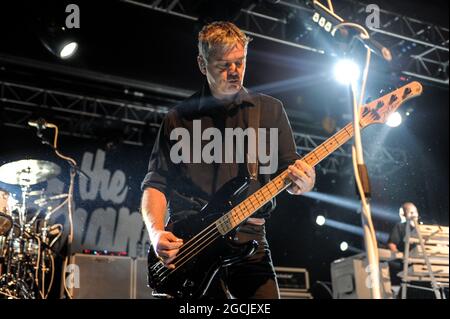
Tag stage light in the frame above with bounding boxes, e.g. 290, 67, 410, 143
316, 215, 326, 226
334, 59, 360, 84
32, 3, 79, 60
59, 41, 78, 59
40, 26, 78, 60
340, 241, 349, 251
386, 111, 402, 127
311, 0, 343, 35
319, 218, 390, 243
303, 191, 399, 222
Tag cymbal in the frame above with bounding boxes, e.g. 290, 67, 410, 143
0, 160, 61, 186
27, 189, 45, 197
34, 193, 68, 207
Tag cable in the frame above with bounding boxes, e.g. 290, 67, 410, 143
44, 252, 55, 299
34, 236, 42, 289
46, 123, 77, 167
45, 122, 77, 299
49, 224, 64, 247
62, 169, 76, 299
315, 281, 333, 298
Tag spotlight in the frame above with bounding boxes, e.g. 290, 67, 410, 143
31, 2, 79, 60
386, 111, 402, 127
316, 215, 326, 226
59, 41, 78, 59
334, 59, 360, 84
40, 25, 78, 59
340, 241, 349, 251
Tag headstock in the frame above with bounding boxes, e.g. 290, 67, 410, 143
361, 81, 423, 127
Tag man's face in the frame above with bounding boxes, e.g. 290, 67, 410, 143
199, 43, 246, 99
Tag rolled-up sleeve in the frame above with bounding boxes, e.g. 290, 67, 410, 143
141, 115, 175, 198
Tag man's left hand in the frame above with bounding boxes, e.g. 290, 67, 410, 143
287, 160, 315, 195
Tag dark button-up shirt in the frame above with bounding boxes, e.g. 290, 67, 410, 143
141, 84, 299, 219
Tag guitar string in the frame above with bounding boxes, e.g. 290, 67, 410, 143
150, 193, 263, 274
150, 222, 218, 273
150, 170, 290, 275
152, 180, 282, 277
156, 182, 281, 281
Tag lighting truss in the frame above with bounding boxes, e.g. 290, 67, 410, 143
1, 80, 407, 177
121, 0, 449, 85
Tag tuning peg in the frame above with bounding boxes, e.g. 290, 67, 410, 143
376, 101, 384, 109
389, 94, 398, 104
403, 87, 412, 98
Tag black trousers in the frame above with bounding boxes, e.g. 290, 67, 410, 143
205, 223, 280, 299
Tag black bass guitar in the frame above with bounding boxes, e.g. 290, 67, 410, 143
147, 82, 423, 299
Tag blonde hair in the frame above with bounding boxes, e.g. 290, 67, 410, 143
198, 21, 251, 61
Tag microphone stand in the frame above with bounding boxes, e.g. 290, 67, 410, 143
332, 22, 383, 298
31, 121, 85, 299
36, 133, 89, 181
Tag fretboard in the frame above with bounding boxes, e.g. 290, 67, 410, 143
215, 121, 357, 235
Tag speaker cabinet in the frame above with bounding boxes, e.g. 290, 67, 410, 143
330, 257, 393, 299
67, 254, 133, 298
64, 254, 156, 299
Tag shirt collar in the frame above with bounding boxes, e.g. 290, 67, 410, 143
198, 82, 255, 111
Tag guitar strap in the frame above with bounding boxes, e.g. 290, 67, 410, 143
247, 95, 260, 181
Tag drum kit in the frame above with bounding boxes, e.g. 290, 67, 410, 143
0, 159, 66, 299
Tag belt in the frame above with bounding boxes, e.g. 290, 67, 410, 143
246, 217, 265, 226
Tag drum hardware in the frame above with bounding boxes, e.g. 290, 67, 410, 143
0, 159, 64, 299
3, 119, 84, 299
34, 193, 69, 207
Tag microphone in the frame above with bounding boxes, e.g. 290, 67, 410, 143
355, 36, 392, 62
28, 118, 48, 130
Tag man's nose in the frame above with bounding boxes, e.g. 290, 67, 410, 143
228, 63, 238, 73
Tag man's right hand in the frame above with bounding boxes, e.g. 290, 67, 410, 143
151, 230, 184, 269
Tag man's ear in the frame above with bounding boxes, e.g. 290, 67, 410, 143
197, 55, 207, 75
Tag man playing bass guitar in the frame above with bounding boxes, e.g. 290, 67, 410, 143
141, 21, 315, 299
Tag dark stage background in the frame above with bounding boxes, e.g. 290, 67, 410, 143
0, 0, 448, 298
